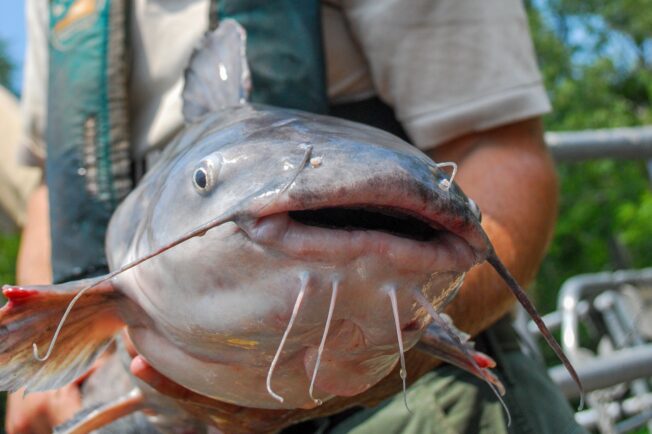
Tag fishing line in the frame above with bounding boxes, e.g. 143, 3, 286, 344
266, 272, 309, 403
387, 286, 411, 413
308, 278, 339, 405
411, 287, 512, 426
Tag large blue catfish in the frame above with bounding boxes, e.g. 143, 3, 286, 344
0, 20, 581, 431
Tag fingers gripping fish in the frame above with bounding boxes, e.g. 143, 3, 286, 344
0, 20, 582, 431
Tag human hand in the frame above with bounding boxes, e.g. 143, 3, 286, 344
129, 355, 300, 434
5, 385, 82, 434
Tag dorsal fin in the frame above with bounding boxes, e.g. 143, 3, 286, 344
182, 19, 251, 123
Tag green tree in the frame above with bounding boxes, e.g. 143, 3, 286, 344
0, 39, 13, 90
525, 1, 652, 315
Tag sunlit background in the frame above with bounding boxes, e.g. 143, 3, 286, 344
0, 3, 26, 94
0, 1, 651, 433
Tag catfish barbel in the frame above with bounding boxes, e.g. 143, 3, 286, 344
0, 20, 581, 433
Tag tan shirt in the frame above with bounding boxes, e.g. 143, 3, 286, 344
21, 0, 550, 165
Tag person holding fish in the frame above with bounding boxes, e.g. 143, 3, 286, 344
5, 0, 587, 433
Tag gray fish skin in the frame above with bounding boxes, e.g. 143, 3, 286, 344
106, 103, 489, 410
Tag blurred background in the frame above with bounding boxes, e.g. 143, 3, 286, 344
1, 0, 652, 433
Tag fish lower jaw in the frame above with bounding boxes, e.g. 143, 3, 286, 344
240, 212, 476, 273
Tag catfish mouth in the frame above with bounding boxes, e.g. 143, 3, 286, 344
287, 207, 443, 242
241, 204, 478, 273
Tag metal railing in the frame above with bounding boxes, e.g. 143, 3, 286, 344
524, 126, 652, 433
546, 126, 652, 162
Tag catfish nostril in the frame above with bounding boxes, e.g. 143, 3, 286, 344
310, 156, 323, 168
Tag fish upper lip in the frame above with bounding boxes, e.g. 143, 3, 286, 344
238, 205, 479, 273
243, 173, 490, 258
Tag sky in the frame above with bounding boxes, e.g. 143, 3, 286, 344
0, 1, 26, 93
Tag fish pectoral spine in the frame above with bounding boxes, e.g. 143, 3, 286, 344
411, 287, 511, 424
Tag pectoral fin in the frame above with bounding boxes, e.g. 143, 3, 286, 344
0, 278, 125, 392
417, 321, 505, 395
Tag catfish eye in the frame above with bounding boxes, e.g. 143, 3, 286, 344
192, 158, 218, 194
193, 168, 208, 189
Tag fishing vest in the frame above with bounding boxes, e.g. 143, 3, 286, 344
47, 0, 132, 283
46, 0, 329, 283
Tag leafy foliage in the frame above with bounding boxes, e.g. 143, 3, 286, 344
0, 233, 19, 285
0, 39, 13, 90
527, 1, 652, 315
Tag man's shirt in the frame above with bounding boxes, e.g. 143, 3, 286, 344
21, 0, 550, 165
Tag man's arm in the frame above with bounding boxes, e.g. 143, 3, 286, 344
15, 184, 51, 285
433, 116, 558, 336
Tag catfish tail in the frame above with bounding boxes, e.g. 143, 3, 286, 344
486, 253, 585, 407
0, 278, 125, 392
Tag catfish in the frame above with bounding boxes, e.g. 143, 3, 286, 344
0, 20, 581, 432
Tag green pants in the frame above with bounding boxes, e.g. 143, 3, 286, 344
285, 318, 587, 434
329, 353, 585, 434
